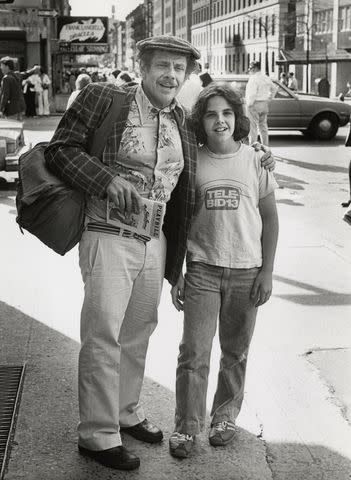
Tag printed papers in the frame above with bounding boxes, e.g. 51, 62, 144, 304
107, 197, 166, 239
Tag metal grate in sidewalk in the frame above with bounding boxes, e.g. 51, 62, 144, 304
0, 365, 26, 480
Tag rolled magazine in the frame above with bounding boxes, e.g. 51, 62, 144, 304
107, 197, 166, 239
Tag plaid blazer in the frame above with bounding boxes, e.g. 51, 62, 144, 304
45, 82, 197, 285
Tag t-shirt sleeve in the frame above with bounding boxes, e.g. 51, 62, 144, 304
256, 151, 279, 199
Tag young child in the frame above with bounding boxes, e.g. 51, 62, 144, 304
169, 83, 279, 458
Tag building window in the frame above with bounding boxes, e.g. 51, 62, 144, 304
242, 53, 245, 72
271, 14, 275, 35
314, 9, 333, 33
248, 20, 250, 39
296, 15, 305, 35
271, 51, 275, 72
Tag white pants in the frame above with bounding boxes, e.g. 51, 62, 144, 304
77, 230, 167, 450
37, 90, 50, 115
247, 101, 269, 146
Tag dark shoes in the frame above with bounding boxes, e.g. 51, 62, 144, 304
120, 418, 163, 443
78, 445, 140, 470
343, 210, 351, 226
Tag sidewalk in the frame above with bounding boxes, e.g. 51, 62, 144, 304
0, 301, 272, 480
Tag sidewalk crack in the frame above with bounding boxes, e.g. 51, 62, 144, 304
257, 422, 275, 480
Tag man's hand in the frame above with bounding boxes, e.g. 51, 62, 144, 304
106, 176, 142, 216
250, 270, 273, 307
251, 142, 276, 171
171, 274, 185, 311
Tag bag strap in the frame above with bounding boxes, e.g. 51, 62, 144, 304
89, 89, 125, 158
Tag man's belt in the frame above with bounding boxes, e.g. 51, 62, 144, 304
86, 222, 151, 243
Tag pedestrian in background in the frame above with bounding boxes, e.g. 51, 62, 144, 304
66, 73, 92, 109
177, 61, 203, 110
0, 56, 26, 120
279, 71, 288, 86
108, 69, 121, 84
342, 122, 351, 225
245, 61, 276, 146
169, 82, 279, 458
68, 71, 76, 93
38, 67, 51, 116
288, 72, 298, 91
22, 66, 40, 117
115, 72, 137, 86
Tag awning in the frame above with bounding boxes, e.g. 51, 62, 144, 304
277, 48, 351, 65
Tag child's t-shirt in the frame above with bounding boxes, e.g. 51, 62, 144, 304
187, 143, 279, 269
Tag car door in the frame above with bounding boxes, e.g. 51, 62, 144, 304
268, 83, 302, 129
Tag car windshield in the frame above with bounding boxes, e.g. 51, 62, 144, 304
274, 84, 295, 99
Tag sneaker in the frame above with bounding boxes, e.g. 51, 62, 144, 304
169, 432, 194, 458
343, 210, 351, 226
209, 420, 236, 446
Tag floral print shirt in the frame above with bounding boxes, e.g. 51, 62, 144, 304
115, 85, 184, 203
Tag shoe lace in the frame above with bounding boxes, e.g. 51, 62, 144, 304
213, 421, 235, 433
172, 432, 193, 442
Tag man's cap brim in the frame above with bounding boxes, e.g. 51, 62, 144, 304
136, 36, 201, 60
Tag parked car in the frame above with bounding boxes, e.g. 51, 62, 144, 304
0, 118, 29, 179
212, 74, 351, 140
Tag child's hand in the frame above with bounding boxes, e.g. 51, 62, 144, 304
171, 274, 185, 311
251, 142, 276, 171
250, 270, 273, 307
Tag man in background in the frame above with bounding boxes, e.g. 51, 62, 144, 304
0, 56, 26, 120
245, 61, 276, 146
288, 71, 298, 91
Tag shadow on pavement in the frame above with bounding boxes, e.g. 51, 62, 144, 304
276, 199, 305, 207
277, 156, 348, 174
1, 301, 351, 480
274, 275, 351, 306
275, 173, 308, 189
270, 133, 347, 148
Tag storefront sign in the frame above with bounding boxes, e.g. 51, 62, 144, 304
57, 42, 109, 54
57, 16, 108, 44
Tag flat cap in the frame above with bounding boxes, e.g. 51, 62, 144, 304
136, 35, 201, 60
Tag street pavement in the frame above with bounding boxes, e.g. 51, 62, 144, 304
0, 119, 351, 479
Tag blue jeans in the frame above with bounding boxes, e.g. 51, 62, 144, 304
175, 262, 259, 435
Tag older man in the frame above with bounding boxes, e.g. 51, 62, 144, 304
45, 36, 274, 471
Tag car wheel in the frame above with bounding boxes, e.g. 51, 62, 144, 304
301, 130, 312, 137
308, 113, 339, 140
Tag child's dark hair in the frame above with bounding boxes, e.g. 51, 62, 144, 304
191, 82, 250, 144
